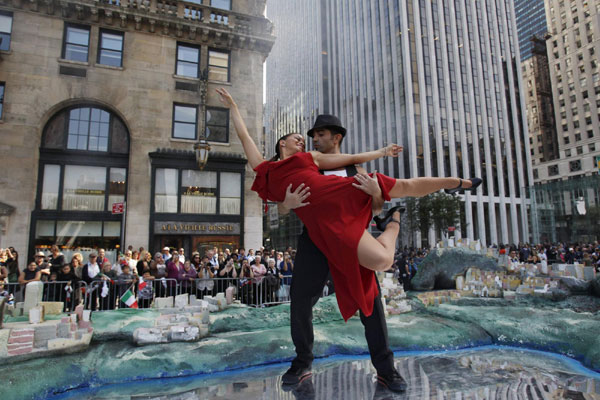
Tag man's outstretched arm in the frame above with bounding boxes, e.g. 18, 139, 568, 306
353, 167, 384, 216
277, 183, 311, 215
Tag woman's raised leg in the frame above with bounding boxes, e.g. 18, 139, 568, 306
357, 211, 401, 271
388, 177, 472, 198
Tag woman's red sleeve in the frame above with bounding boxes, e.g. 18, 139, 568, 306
251, 161, 271, 202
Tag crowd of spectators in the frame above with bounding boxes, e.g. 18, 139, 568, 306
1, 241, 598, 310
0, 244, 296, 310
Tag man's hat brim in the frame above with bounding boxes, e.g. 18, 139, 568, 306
307, 125, 347, 138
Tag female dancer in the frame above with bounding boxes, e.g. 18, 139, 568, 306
216, 88, 481, 320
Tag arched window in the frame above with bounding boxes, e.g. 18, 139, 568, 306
31, 104, 130, 261
42, 105, 129, 153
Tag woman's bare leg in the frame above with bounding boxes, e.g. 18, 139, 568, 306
357, 211, 401, 271
388, 177, 472, 198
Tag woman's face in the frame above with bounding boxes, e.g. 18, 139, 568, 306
281, 134, 305, 155
27, 263, 37, 271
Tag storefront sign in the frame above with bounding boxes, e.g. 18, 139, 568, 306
154, 221, 240, 235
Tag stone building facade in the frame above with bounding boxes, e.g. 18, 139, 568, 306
538, 0, 600, 182
0, 0, 274, 264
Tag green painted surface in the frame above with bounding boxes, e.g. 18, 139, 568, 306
0, 295, 598, 400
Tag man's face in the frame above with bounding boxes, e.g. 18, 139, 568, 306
179, 248, 184, 255
312, 129, 340, 154
89, 256, 97, 264
99, 249, 105, 257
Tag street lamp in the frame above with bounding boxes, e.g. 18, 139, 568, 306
195, 68, 211, 170
194, 137, 211, 170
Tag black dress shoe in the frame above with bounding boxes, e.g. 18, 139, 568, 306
445, 177, 483, 195
373, 205, 405, 231
376, 369, 408, 392
282, 365, 312, 385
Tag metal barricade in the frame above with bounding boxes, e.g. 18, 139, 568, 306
84, 278, 179, 311
189, 277, 238, 301
41, 280, 81, 312
1, 282, 21, 302
0, 281, 84, 312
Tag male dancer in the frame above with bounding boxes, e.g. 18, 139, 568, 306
279, 114, 407, 392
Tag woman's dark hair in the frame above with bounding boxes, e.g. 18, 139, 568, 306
269, 133, 298, 161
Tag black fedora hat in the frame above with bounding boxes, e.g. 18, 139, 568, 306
307, 114, 347, 138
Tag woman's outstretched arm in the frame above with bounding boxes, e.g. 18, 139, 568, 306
216, 88, 265, 169
311, 144, 402, 171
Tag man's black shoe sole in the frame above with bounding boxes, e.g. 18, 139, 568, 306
281, 371, 312, 386
376, 375, 408, 393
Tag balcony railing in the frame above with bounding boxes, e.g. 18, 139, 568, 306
89, 0, 268, 35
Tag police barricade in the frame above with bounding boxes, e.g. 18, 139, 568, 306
257, 274, 291, 306
41, 280, 81, 312
1, 282, 21, 301
0, 281, 84, 312
186, 277, 238, 302
84, 278, 179, 311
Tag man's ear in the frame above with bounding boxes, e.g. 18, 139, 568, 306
333, 133, 343, 145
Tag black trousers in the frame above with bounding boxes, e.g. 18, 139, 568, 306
290, 230, 395, 375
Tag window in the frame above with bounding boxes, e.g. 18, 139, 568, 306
569, 160, 582, 172
0, 82, 4, 119
67, 107, 111, 151
548, 165, 559, 176
576, 133, 581, 141
62, 165, 107, 211
220, 172, 241, 214
211, 0, 231, 10
176, 43, 200, 78
154, 168, 241, 215
577, 146, 583, 155
181, 170, 217, 214
98, 30, 124, 67
208, 49, 230, 82
41, 164, 60, 210
63, 24, 90, 62
205, 107, 229, 142
588, 130, 594, 138
0, 11, 12, 51
533, 169, 539, 180
172, 104, 197, 139
155, 168, 179, 213
590, 143, 596, 151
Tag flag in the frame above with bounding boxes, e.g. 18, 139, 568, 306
101, 281, 109, 298
120, 289, 138, 308
138, 280, 147, 291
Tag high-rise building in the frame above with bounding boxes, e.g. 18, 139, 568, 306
265, 0, 533, 247
529, 0, 600, 242
0, 0, 274, 262
522, 36, 559, 168
514, 0, 548, 61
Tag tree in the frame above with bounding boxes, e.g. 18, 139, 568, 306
401, 192, 461, 247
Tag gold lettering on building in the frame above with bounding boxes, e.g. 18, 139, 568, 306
158, 223, 236, 233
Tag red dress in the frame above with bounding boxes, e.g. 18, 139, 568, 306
251, 152, 397, 321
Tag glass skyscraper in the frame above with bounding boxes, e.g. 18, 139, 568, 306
514, 0, 548, 61
265, 0, 533, 247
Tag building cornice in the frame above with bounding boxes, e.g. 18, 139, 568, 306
0, 0, 275, 56
149, 147, 247, 164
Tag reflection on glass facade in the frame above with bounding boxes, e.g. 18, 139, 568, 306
514, 0, 548, 62
265, 0, 533, 246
